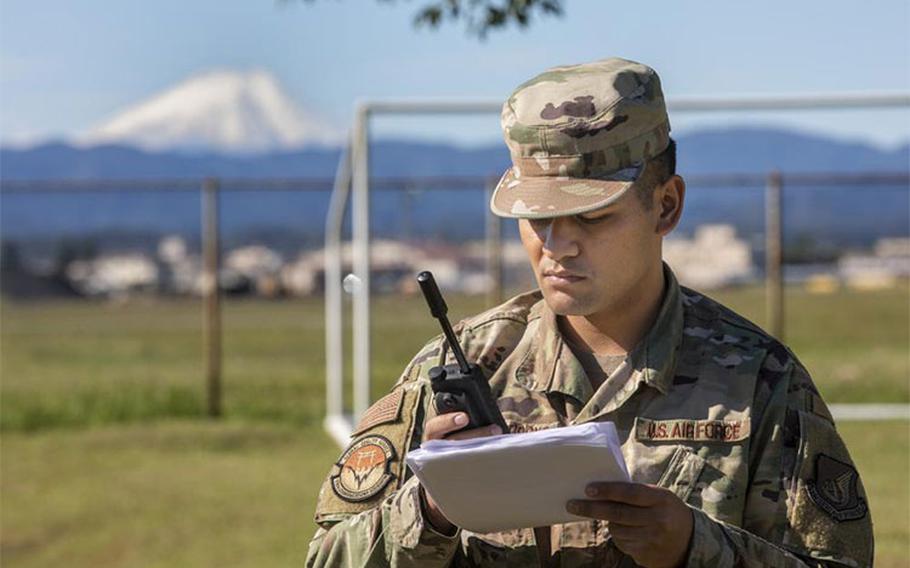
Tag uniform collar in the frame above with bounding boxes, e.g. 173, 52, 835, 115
519, 263, 684, 404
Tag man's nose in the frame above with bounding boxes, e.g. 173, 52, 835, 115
542, 217, 580, 260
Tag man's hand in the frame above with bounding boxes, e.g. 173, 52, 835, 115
420, 411, 502, 534
566, 482, 693, 568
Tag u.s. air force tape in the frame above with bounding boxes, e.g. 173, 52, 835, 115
331, 435, 396, 502
634, 417, 750, 443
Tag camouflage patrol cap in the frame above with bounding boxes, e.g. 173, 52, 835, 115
490, 57, 671, 219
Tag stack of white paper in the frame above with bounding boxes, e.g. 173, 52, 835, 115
405, 422, 629, 533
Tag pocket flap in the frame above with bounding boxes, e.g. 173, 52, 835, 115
657, 446, 706, 502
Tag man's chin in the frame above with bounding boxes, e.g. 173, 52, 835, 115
542, 289, 596, 316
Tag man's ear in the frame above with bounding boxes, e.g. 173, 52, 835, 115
655, 175, 686, 236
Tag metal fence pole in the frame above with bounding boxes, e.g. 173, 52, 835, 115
202, 177, 222, 417
352, 105, 372, 421
765, 171, 784, 341
485, 178, 503, 307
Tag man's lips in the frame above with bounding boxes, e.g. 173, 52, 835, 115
542, 269, 586, 283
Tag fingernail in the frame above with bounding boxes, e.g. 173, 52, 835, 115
489, 425, 502, 435
586, 485, 598, 498
454, 413, 468, 426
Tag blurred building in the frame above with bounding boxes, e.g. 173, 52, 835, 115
663, 225, 755, 289
157, 235, 202, 295
839, 237, 910, 290
66, 254, 159, 297
224, 245, 284, 297
281, 241, 410, 296
16, 227, 907, 300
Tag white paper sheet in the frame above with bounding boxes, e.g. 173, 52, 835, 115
405, 422, 629, 533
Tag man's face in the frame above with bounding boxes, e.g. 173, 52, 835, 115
518, 189, 665, 317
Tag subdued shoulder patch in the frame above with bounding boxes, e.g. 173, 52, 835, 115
351, 389, 404, 437
807, 453, 867, 522
785, 404, 873, 564
330, 435, 396, 502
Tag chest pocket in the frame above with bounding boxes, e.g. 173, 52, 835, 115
656, 446, 743, 525
455, 528, 538, 567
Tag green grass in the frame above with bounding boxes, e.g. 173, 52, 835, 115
841, 421, 910, 567
1, 420, 906, 568
1, 285, 907, 431
0, 295, 492, 431
1, 421, 339, 567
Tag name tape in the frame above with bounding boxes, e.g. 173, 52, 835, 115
635, 417, 749, 443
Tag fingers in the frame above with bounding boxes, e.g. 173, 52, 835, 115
583, 481, 668, 506
423, 412, 469, 441
423, 412, 502, 442
565, 483, 672, 525
566, 483, 695, 568
446, 424, 502, 440
565, 500, 652, 526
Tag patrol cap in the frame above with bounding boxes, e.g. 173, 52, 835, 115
490, 57, 671, 219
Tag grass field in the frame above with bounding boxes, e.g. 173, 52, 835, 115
2, 421, 907, 567
1, 284, 908, 566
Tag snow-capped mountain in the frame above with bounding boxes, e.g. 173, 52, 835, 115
80, 70, 342, 153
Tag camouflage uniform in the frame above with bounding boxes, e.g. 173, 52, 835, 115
306, 266, 872, 567
306, 58, 873, 567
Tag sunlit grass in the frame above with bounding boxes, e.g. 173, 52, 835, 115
0, 420, 904, 567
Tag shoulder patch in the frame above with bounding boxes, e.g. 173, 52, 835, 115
351, 389, 404, 436
314, 382, 426, 525
785, 410, 873, 565
807, 453, 867, 522
330, 435, 396, 502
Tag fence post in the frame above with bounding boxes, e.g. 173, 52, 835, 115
485, 177, 504, 308
202, 177, 222, 417
765, 171, 784, 341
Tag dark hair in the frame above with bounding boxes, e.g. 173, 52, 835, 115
633, 137, 677, 210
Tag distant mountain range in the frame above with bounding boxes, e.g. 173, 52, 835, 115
1, 128, 908, 252
6, 128, 908, 180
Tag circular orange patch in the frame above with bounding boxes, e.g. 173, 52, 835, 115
331, 435, 396, 502
345, 443, 387, 470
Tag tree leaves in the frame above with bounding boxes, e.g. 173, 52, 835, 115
414, 0, 563, 37
300, 0, 564, 39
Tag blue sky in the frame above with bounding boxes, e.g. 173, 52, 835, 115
1, 0, 908, 148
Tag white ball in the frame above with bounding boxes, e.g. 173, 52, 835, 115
343, 273, 362, 294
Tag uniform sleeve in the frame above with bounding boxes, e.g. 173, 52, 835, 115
306, 476, 460, 567
305, 338, 463, 568
685, 345, 874, 567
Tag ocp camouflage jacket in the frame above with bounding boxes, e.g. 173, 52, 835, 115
306, 266, 873, 567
